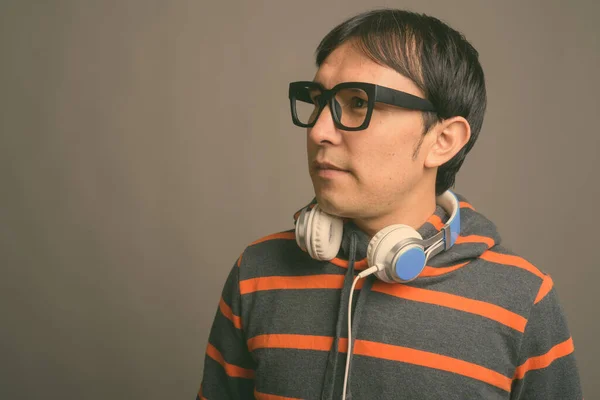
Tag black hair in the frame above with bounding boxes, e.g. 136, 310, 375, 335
315, 9, 487, 195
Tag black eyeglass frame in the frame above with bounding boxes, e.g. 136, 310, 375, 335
289, 81, 437, 131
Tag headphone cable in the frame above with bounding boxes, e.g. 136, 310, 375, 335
342, 265, 379, 399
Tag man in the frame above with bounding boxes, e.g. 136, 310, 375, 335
198, 9, 582, 399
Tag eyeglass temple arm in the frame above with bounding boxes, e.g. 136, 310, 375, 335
375, 85, 436, 112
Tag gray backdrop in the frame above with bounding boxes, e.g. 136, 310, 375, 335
1, 1, 598, 399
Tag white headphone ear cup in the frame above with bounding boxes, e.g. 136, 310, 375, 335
304, 206, 319, 259
295, 207, 309, 252
367, 224, 423, 283
309, 206, 343, 261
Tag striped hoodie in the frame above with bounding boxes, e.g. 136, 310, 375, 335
198, 194, 582, 399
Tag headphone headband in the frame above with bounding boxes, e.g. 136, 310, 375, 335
421, 191, 461, 261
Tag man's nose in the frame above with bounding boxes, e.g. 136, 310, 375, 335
307, 102, 342, 145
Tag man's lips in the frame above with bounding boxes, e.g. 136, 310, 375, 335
312, 161, 350, 178
313, 161, 348, 172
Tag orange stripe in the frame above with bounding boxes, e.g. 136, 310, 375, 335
247, 334, 510, 392
206, 343, 255, 379
254, 388, 302, 400
219, 297, 242, 329
480, 251, 545, 279
239, 275, 364, 295
420, 261, 469, 277
250, 232, 296, 246
248, 333, 337, 352
514, 337, 574, 380
330, 257, 368, 270
455, 235, 495, 248
427, 214, 445, 231
372, 283, 527, 332
459, 201, 475, 210
534, 275, 554, 304
353, 340, 512, 392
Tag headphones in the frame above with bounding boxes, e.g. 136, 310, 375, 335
295, 191, 461, 283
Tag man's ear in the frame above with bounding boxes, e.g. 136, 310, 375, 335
424, 116, 471, 168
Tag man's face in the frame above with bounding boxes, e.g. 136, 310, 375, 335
307, 41, 433, 222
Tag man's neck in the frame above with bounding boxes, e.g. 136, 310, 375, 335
352, 187, 438, 238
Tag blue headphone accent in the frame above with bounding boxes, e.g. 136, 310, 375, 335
448, 204, 461, 247
395, 247, 427, 281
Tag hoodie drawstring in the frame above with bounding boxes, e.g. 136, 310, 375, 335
320, 232, 359, 400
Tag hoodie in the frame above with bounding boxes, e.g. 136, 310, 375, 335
198, 193, 582, 399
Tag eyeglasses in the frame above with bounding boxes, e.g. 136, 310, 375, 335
289, 81, 437, 131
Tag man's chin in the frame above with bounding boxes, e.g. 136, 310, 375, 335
314, 194, 352, 219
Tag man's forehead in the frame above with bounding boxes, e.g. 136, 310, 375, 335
312, 42, 423, 97
313, 43, 385, 88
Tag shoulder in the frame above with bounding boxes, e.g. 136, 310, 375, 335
247, 230, 297, 248
478, 244, 553, 307
236, 229, 305, 274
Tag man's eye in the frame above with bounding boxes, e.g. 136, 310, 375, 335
351, 97, 367, 108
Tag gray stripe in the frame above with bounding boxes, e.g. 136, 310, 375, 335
408, 256, 541, 316
358, 291, 519, 377
242, 288, 520, 377
251, 348, 511, 399
208, 311, 255, 369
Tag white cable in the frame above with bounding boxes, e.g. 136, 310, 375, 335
341, 265, 379, 400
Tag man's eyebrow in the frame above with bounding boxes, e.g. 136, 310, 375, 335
311, 80, 332, 90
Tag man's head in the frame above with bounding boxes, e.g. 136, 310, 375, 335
293, 9, 486, 235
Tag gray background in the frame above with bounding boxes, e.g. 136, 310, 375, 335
1, 1, 598, 399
